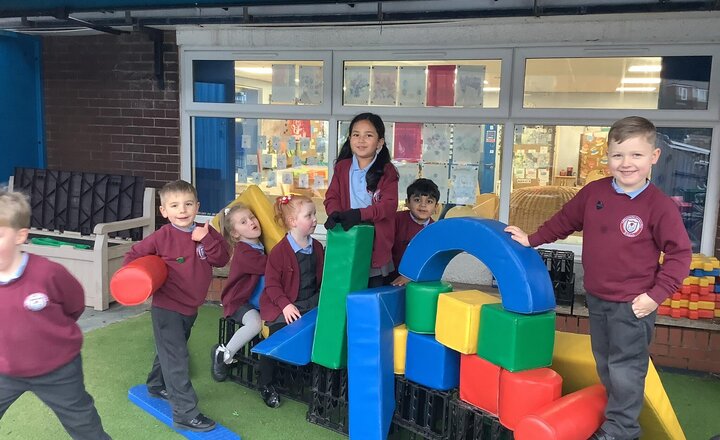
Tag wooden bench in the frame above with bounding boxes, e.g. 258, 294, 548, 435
9, 168, 155, 310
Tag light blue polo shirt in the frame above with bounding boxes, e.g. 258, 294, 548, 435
349, 154, 377, 209
612, 178, 650, 199
287, 233, 313, 255
0, 252, 29, 284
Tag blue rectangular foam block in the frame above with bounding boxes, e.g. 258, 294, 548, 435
251, 308, 317, 366
128, 385, 240, 439
347, 286, 405, 440
405, 331, 460, 391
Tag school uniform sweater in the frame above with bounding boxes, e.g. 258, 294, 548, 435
0, 255, 84, 377
221, 241, 267, 318
528, 177, 692, 305
324, 159, 398, 268
259, 236, 324, 322
392, 210, 434, 272
123, 223, 230, 316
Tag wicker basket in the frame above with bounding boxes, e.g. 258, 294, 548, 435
509, 185, 580, 234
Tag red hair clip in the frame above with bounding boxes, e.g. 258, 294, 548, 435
277, 195, 292, 205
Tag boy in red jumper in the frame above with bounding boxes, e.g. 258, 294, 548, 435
0, 190, 111, 440
505, 116, 692, 440
123, 180, 229, 432
389, 178, 440, 286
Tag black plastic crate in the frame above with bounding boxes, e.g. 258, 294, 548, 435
448, 399, 513, 440
537, 248, 576, 308
393, 376, 454, 440
553, 277, 576, 307
306, 364, 349, 435
218, 317, 313, 402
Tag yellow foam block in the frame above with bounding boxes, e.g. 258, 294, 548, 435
698, 301, 714, 310
552, 331, 685, 440
670, 300, 680, 309
679, 299, 689, 308
688, 301, 698, 311
435, 290, 501, 354
393, 324, 408, 375
699, 277, 710, 287
209, 185, 284, 252
682, 276, 698, 286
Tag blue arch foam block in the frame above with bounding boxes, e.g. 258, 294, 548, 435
398, 218, 555, 314
128, 385, 241, 439
347, 286, 405, 440
248, 276, 264, 310
250, 307, 317, 366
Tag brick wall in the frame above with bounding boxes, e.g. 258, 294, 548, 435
42, 31, 180, 189
556, 314, 720, 374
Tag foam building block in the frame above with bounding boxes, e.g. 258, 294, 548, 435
394, 324, 408, 374
405, 281, 453, 334
347, 286, 405, 440
513, 384, 607, 440
459, 353, 502, 414
405, 331, 460, 391
312, 225, 374, 369
209, 184, 284, 251
398, 218, 555, 314
128, 385, 240, 439
435, 290, 500, 354
110, 255, 167, 306
251, 308, 317, 366
552, 331, 687, 440
248, 275, 264, 310
477, 303, 555, 372
498, 368, 563, 430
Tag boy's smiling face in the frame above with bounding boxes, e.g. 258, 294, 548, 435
607, 135, 660, 193
159, 191, 199, 229
407, 194, 437, 222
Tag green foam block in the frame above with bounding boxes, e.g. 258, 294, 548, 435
405, 281, 453, 334
311, 225, 374, 369
476, 303, 556, 372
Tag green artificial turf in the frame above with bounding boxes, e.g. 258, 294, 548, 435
2, 305, 719, 439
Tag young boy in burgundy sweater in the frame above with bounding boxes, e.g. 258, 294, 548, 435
123, 180, 229, 432
505, 116, 692, 440
0, 190, 111, 440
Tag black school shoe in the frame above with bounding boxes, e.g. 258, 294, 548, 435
147, 387, 169, 400
174, 413, 216, 432
260, 385, 281, 408
211, 344, 229, 382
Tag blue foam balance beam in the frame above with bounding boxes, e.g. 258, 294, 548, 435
128, 385, 240, 439
251, 307, 317, 366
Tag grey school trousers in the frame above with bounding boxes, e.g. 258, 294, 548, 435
0, 355, 111, 440
586, 293, 655, 440
147, 306, 199, 422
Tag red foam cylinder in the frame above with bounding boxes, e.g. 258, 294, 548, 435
514, 384, 607, 440
110, 255, 168, 306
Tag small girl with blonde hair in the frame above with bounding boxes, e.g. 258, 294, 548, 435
211, 203, 265, 382
257, 194, 325, 408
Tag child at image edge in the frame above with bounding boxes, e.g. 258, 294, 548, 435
324, 112, 399, 287
505, 116, 692, 440
211, 203, 265, 382
258, 194, 324, 408
0, 190, 111, 440
389, 178, 440, 286
123, 180, 230, 433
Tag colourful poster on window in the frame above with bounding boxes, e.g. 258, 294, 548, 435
344, 66, 371, 105
298, 65, 323, 105
426, 65, 456, 107
393, 122, 422, 162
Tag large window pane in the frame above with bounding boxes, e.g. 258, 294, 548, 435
193, 60, 324, 105
343, 60, 502, 109
337, 120, 503, 219
524, 56, 711, 110
193, 117, 329, 218
510, 124, 712, 251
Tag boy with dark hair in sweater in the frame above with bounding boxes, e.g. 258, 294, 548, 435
123, 180, 229, 432
505, 116, 692, 440
0, 190, 111, 440
389, 178, 440, 286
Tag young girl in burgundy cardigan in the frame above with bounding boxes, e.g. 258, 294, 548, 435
258, 194, 324, 408
211, 203, 265, 382
323, 112, 399, 287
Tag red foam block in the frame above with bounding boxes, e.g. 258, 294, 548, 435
110, 255, 168, 306
498, 367, 562, 430
459, 354, 502, 415
514, 384, 607, 440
